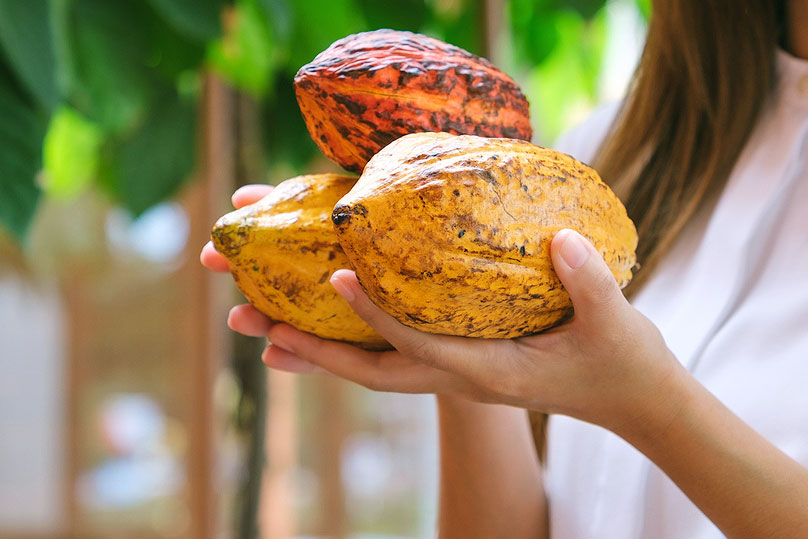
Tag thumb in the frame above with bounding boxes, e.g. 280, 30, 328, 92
550, 229, 628, 325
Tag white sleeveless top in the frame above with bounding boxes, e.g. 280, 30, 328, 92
544, 49, 808, 539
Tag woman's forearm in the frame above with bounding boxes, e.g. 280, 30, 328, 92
436, 396, 547, 539
617, 366, 808, 538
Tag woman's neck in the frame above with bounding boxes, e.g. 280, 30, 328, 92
787, 0, 808, 59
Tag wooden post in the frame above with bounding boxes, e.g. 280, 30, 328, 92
232, 92, 273, 539
260, 371, 298, 538
481, 0, 505, 60
182, 71, 235, 539
63, 272, 86, 539
319, 376, 347, 538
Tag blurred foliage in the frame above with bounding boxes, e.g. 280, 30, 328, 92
208, 0, 278, 96
42, 105, 102, 199
524, 7, 608, 140
0, 0, 225, 241
0, 0, 648, 244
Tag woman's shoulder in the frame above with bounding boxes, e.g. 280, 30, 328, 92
550, 101, 622, 165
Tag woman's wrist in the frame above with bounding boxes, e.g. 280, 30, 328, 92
610, 358, 693, 449
600, 347, 692, 446
436, 393, 531, 426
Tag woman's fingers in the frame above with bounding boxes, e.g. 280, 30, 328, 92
329, 269, 494, 381
262, 345, 327, 373
267, 323, 461, 394
200, 241, 230, 272
232, 184, 273, 208
227, 304, 275, 337
328, 269, 442, 362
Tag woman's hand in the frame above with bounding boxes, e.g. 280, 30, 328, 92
204, 190, 683, 432
288, 232, 682, 431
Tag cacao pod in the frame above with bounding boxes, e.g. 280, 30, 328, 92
332, 132, 638, 339
211, 174, 389, 350
294, 29, 532, 173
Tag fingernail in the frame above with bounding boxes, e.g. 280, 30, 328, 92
559, 230, 590, 269
226, 307, 238, 330
330, 274, 355, 302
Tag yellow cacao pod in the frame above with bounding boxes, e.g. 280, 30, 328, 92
211, 174, 389, 350
332, 132, 638, 339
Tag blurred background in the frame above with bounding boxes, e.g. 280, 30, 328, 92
0, 0, 647, 537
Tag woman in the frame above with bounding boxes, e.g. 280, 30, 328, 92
201, 0, 808, 536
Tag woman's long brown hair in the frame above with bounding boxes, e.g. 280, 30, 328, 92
595, 0, 785, 296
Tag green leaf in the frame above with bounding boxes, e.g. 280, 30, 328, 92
51, 0, 78, 107
103, 91, 196, 215
509, 1, 562, 65
146, 11, 209, 81
558, 0, 606, 20
424, 0, 482, 55
146, 0, 229, 42
0, 62, 47, 241
287, 0, 367, 69
355, 0, 428, 32
67, 0, 154, 134
527, 9, 607, 143
42, 106, 102, 200
258, 0, 292, 42
0, 0, 60, 110
208, 0, 277, 96
634, 0, 651, 19
64, 0, 208, 131
262, 73, 319, 171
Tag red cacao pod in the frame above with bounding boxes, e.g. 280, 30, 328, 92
294, 29, 533, 173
